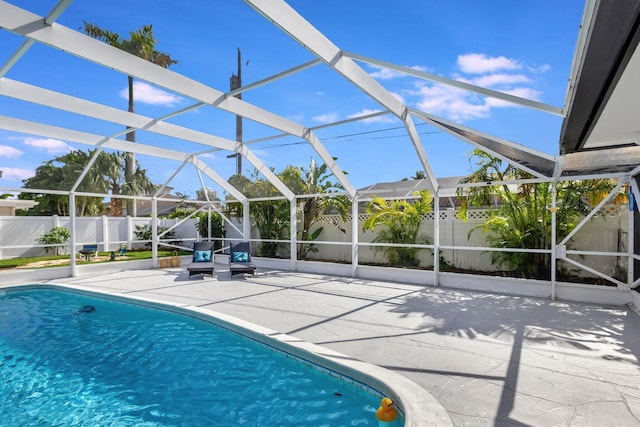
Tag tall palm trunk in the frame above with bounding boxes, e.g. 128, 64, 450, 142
125, 75, 136, 217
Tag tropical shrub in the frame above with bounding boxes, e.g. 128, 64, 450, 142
36, 226, 71, 255
457, 149, 620, 278
134, 224, 176, 248
362, 190, 433, 267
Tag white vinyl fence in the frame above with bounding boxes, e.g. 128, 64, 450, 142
0, 215, 198, 259
303, 207, 629, 279
0, 207, 629, 281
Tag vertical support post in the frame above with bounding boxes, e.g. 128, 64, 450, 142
290, 197, 297, 270
69, 192, 77, 277
127, 215, 133, 251
433, 191, 440, 287
627, 178, 635, 288
242, 200, 250, 240
551, 182, 557, 300
351, 196, 359, 278
208, 206, 212, 241
102, 215, 109, 252
152, 197, 158, 268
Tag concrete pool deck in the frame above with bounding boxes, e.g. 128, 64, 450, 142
6, 265, 640, 426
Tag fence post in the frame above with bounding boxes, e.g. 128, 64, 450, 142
127, 215, 133, 250
290, 197, 297, 270
551, 182, 557, 300
102, 215, 109, 252
152, 198, 158, 268
69, 194, 77, 277
433, 193, 440, 287
351, 197, 359, 278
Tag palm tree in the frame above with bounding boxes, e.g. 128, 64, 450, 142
83, 22, 177, 216
280, 158, 350, 259
227, 171, 290, 257
457, 149, 620, 278
93, 151, 155, 217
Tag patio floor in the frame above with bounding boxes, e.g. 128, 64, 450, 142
15, 265, 640, 426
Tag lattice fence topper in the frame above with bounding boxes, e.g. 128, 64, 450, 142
323, 210, 481, 224
319, 205, 622, 225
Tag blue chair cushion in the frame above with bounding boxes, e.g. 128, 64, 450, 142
194, 250, 211, 262
232, 251, 248, 262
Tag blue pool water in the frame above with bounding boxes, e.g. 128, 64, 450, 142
0, 287, 398, 426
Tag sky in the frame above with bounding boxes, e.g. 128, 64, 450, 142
0, 0, 586, 200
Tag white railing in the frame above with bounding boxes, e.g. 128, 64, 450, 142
0, 207, 630, 284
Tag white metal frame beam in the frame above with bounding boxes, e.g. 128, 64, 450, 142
344, 51, 565, 117
243, 0, 439, 192
0, 1, 353, 197
0, 115, 249, 203
409, 107, 556, 179
0, 78, 295, 201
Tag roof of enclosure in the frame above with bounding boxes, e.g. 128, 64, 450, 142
0, 0, 639, 203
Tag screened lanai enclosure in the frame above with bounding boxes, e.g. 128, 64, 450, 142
0, 0, 639, 306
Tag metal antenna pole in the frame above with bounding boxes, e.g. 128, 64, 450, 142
228, 48, 243, 176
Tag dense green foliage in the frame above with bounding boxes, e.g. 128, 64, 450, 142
226, 159, 349, 259
19, 149, 154, 216
280, 158, 350, 259
227, 171, 289, 257
195, 211, 225, 250
362, 190, 433, 267
457, 149, 619, 278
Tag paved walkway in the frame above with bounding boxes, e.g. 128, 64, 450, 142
27, 266, 640, 425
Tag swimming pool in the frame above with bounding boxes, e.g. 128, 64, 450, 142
0, 285, 404, 426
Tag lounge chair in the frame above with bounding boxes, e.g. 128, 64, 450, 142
229, 241, 256, 277
187, 241, 215, 279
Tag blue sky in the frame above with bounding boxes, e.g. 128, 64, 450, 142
0, 0, 585, 199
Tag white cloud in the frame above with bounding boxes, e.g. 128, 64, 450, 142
406, 52, 548, 121
457, 53, 520, 74
369, 66, 405, 80
0, 145, 23, 158
528, 63, 551, 74
414, 84, 492, 121
368, 64, 430, 80
120, 81, 184, 106
346, 109, 395, 124
312, 112, 339, 124
0, 167, 34, 180
22, 137, 73, 155
485, 87, 542, 107
463, 73, 532, 88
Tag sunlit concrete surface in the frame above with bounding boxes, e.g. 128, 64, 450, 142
9, 266, 640, 426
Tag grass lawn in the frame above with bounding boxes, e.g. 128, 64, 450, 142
0, 250, 191, 270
